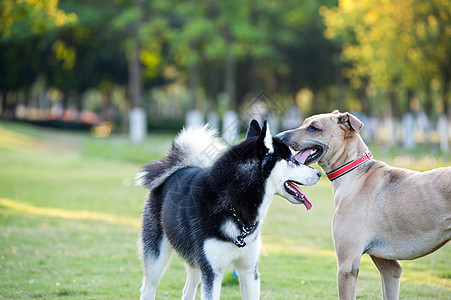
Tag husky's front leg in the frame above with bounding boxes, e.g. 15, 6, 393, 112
236, 265, 260, 300
200, 272, 223, 300
235, 240, 261, 300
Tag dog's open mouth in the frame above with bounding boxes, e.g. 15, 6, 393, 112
284, 181, 312, 210
294, 147, 324, 165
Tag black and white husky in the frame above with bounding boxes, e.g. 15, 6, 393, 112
137, 120, 321, 300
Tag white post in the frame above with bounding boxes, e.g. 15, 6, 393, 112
186, 110, 204, 128
222, 110, 239, 145
403, 113, 415, 149
129, 107, 147, 143
416, 111, 429, 144
207, 111, 219, 130
385, 117, 395, 146
438, 114, 449, 152
268, 114, 279, 134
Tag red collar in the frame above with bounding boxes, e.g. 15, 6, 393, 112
327, 152, 373, 181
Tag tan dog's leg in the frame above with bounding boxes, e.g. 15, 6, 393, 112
370, 256, 402, 300
336, 254, 361, 299
335, 235, 364, 298
334, 209, 367, 299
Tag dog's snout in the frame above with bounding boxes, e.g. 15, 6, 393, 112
308, 165, 322, 178
276, 132, 294, 145
275, 133, 286, 142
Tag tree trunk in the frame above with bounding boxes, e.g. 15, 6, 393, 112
208, 62, 220, 112
335, 57, 346, 112
424, 82, 433, 117
223, 21, 237, 111
443, 77, 450, 119
23, 88, 31, 109
104, 90, 114, 122
128, 45, 146, 143
407, 89, 414, 112
127, 0, 146, 143
75, 92, 83, 120
1, 90, 7, 118
248, 57, 261, 94
128, 47, 142, 110
388, 84, 399, 119
225, 52, 237, 110
188, 62, 200, 110
61, 91, 69, 112
358, 81, 368, 115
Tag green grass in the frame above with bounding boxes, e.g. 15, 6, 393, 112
0, 121, 450, 299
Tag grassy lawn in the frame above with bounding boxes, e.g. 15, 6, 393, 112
0, 121, 450, 299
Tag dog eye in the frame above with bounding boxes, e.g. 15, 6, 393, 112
307, 125, 320, 132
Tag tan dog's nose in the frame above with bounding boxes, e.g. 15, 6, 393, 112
275, 132, 288, 143
275, 131, 296, 149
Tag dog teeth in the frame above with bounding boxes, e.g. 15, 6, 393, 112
285, 182, 301, 196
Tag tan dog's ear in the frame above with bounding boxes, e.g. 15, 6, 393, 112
332, 110, 340, 114
337, 112, 364, 133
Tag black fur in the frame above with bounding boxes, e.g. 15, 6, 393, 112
246, 119, 262, 139
139, 143, 184, 188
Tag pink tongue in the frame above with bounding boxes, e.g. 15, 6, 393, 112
286, 181, 312, 210
295, 149, 313, 164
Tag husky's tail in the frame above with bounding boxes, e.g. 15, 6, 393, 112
136, 125, 226, 191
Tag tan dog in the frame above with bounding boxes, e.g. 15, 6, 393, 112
276, 111, 451, 300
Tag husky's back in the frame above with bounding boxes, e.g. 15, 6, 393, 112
136, 125, 226, 191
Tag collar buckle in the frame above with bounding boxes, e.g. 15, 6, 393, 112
227, 204, 257, 248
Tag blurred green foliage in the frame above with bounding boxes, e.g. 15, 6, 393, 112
0, 0, 450, 127
321, 0, 451, 117
0, 0, 77, 40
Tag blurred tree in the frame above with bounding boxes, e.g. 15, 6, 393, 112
1, 0, 343, 128
0, 0, 77, 118
45, 15, 128, 118
152, 0, 275, 110
0, 38, 41, 118
275, 0, 339, 114
114, 0, 170, 141
321, 0, 451, 118
159, 0, 339, 114
0, 0, 77, 39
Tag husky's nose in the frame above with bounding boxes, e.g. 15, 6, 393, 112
307, 165, 322, 178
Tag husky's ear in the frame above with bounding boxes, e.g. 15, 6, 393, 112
246, 119, 261, 139
337, 112, 364, 133
257, 120, 274, 153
